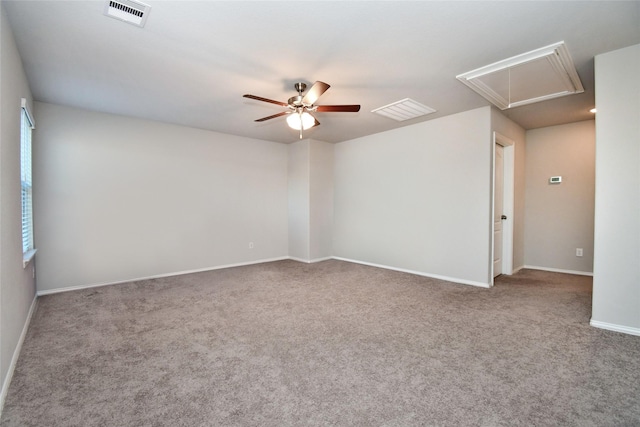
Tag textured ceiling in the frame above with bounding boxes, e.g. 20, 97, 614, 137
4, 1, 640, 144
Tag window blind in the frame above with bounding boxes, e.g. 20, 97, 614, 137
20, 99, 35, 254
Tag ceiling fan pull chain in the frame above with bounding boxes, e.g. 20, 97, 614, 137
298, 110, 304, 139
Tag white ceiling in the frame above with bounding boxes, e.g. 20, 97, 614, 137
4, 1, 640, 144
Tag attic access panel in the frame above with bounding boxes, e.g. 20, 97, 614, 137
456, 41, 584, 110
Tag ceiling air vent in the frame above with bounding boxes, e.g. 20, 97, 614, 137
456, 41, 584, 110
103, 0, 151, 28
372, 98, 436, 122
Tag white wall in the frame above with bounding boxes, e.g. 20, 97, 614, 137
33, 102, 289, 292
0, 3, 37, 405
288, 139, 334, 262
591, 43, 640, 335
288, 140, 310, 261
309, 140, 334, 261
333, 107, 493, 286
524, 121, 595, 274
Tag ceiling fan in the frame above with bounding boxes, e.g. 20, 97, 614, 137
243, 81, 361, 139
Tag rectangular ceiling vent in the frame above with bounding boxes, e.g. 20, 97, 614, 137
456, 41, 584, 110
372, 98, 436, 122
103, 0, 151, 28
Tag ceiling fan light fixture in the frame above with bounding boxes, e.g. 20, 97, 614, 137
287, 111, 315, 130
244, 81, 360, 138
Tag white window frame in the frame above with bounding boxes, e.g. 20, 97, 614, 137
21, 98, 36, 268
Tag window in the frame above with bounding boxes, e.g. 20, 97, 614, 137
21, 98, 36, 266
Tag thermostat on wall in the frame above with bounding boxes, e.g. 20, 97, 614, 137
549, 176, 562, 184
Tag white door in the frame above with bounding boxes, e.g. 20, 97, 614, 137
493, 144, 504, 277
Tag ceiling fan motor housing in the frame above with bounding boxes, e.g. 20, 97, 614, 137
294, 82, 307, 94
288, 95, 305, 108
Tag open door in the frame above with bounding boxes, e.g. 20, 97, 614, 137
494, 144, 505, 277
492, 132, 515, 284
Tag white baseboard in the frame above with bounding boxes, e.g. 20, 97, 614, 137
39, 259, 593, 296
331, 257, 491, 288
511, 265, 525, 274
523, 265, 593, 277
289, 256, 332, 264
36, 255, 490, 297
590, 319, 640, 336
36, 255, 493, 296
0, 295, 38, 415
36, 256, 291, 296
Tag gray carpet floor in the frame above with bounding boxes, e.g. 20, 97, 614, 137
1, 260, 639, 426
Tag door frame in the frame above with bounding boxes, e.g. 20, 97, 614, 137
491, 132, 515, 285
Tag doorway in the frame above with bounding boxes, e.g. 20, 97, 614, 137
492, 132, 514, 284
494, 144, 505, 276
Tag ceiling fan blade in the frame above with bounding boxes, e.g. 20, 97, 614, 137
311, 117, 321, 128
315, 105, 361, 112
255, 111, 290, 122
243, 94, 288, 107
302, 81, 330, 105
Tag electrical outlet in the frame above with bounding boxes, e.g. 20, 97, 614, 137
576, 248, 583, 257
